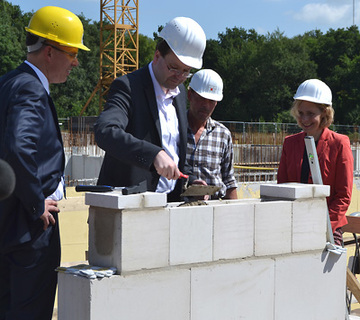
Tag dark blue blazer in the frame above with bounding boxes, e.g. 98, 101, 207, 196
0, 62, 65, 252
95, 64, 190, 201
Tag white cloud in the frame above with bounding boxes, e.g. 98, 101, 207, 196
293, 3, 351, 25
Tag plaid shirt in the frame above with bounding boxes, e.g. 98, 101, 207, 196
186, 117, 237, 199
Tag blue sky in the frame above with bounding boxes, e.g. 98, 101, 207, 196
8, 0, 358, 40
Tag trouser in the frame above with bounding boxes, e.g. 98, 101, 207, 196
0, 214, 60, 320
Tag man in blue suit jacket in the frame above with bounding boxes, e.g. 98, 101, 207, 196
0, 6, 89, 320
95, 17, 207, 202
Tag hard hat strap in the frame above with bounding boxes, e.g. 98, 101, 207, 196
27, 37, 46, 53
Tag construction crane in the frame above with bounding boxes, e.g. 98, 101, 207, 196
80, 0, 139, 115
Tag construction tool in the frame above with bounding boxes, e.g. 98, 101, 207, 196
178, 171, 221, 197
304, 136, 335, 244
75, 180, 147, 195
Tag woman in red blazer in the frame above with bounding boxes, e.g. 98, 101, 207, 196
277, 79, 353, 245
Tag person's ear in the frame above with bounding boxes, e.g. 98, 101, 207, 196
43, 45, 53, 61
153, 50, 161, 64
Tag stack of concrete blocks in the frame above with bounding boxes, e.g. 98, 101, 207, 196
57, 183, 347, 320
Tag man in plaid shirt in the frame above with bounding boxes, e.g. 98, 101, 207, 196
186, 69, 238, 199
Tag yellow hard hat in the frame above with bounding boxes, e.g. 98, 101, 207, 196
25, 6, 90, 51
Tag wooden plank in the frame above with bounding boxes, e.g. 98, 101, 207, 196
342, 216, 360, 234
347, 267, 360, 303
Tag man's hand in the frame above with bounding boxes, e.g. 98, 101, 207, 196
192, 179, 210, 200
192, 179, 207, 186
153, 150, 181, 180
40, 199, 59, 230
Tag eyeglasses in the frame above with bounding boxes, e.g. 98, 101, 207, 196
163, 56, 192, 78
167, 66, 193, 78
45, 43, 78, 60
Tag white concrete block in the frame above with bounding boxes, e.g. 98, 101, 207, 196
58, 269, 191, 320
261, 183, 312, 199
191, 259, 275, 320
255, 201, 292, 256
88, 206, 170, 273
169, 205, 213, 265
85, 191, 166, 209
274, 251, 347, 320
86, 192, 124, 209
121, 208, 170, 272
260, 183, 330, 200
213, 202, 254, 260
88, 207, 123, 270
292, 198, 327, 252
312, 184, 331, 197
58, 272, 91, 320
143, 191, 167, 207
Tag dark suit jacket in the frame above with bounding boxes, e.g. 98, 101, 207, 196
0, 62, 65, 252
277, 128, 354, 231
95, 64, 189, 201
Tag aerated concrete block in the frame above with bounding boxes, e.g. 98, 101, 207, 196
169, 205, 213, 265
260, 183, 330, 200
88, 206, 170, 273
213, 202, 254, 260
254, 201, 292, 256
274, 251, 347, 320
292, 198, 327, 252
120, 208, 170, 272
58, 268, 191, 320
58, 272, 91, 320
191, 259, 275, 320
88, 207, 122, 270
85, 191, 167, 210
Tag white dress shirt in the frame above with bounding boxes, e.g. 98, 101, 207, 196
149, 62, 180, 194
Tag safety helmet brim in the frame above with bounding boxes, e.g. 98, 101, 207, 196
25, 27, 90, 51
196, 91, 223, 101
293, 95, 329, 105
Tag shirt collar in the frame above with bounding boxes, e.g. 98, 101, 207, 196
206, 117, 216, 131
149, 61, 180, 102
25, 60, 50, 95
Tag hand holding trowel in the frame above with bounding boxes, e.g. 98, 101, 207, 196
178, 171, 221, 198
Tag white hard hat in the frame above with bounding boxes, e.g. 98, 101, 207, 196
189, 69, 223, 101
159, 17, 206, 69
294, 79, 332, 105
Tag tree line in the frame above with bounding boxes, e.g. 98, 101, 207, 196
1, 0, 360, 125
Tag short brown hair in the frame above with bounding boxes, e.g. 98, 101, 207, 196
156, 39, 171, 57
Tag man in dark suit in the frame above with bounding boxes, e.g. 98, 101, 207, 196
0, 6, 89, 319
94, 17, 207, 202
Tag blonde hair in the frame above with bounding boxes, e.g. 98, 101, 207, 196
290, 100, 334, 129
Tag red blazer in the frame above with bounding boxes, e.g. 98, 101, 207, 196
277, 127, 353, 231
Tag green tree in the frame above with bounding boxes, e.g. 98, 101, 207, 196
204, 28, 316, 122
252, 30, 316, 121
139, 34, 156, 67
204, 27, 266, 121
0, 0, 29, 75
51, 16, 101, 117
305, 26, 360, 124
